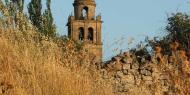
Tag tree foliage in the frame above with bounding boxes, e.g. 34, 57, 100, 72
166, 13, 190, 50
41, 0, 56, 37
12, 0, 24, 12
148, 13, 190, 56
28, 0, 56, 37
28, 0, 42, 31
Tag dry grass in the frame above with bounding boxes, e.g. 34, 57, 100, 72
0, 7, 113, 94
0, 28, 114, 95
155, 43, 190, 95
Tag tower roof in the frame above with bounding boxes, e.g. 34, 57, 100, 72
75, 0, 95, 1
74, 0, 96, 6
74, 0, 95, 2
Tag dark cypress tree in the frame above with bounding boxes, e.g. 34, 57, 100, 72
18, 0, 24, 12
28, 0, 56, 37
11, 0, 24, 12
28, 0, 42, 31
42, 0, 56, 37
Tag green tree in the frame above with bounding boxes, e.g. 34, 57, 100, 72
28, 0, 42, 31
41, 0, 56, 37
148, 13, 190, 55
28, 0, 56, 37
166, 13, 190, 50
11, 0, 24, 12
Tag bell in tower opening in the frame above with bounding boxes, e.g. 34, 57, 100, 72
67, 0, 103, 62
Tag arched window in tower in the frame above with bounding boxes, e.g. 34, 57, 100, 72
82, 7, 88, 19
79, 27, 84, 41
88, 28, 94, 41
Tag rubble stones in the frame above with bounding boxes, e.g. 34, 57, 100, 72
140, 70, 152, 76
122, 69, 128, 75
124, 74, 135, 84
112, 56, 121, 62
128, 69, 139, 75
121, 58, 128, 63
114, 62, 122, 71
102, 54, 171, 94
132, 63, 139, 69
115, 71, 123, 78
122, 64, 131, 70
135, 78, 141, 85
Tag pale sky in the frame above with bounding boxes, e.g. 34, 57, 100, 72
24, 0, 190, 60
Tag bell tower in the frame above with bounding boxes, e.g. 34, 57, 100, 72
67, 0, 103, 62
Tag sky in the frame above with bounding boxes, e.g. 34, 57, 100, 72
24, 0, 190, 60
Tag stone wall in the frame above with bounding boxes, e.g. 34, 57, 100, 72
99, 52, 171, 95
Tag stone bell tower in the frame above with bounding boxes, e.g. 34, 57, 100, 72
67, 0, 103, 62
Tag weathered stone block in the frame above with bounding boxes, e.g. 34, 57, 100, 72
115, 62, 122, 71
122, 69, 128, 75
135, 78, 142, 85
122, 57, 133, 64
112, 56, 121, 61
121, 58, 128, 64
140, 70, 152, 76
115, 71, 123, 78
127, 58, 133, 64
128, 69, 139, 75
122, 74, 135, 84
122, 64, 131, 70
132, 63, 139, 69
139, 66, 145, 70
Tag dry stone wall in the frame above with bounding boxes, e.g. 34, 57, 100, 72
100, 52, 171, 95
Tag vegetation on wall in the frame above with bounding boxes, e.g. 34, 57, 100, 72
148, 13, 190, 56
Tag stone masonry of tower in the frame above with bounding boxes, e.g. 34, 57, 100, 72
67, 0, 103, 62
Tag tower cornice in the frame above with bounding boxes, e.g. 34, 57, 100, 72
73, 0, 96, 6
